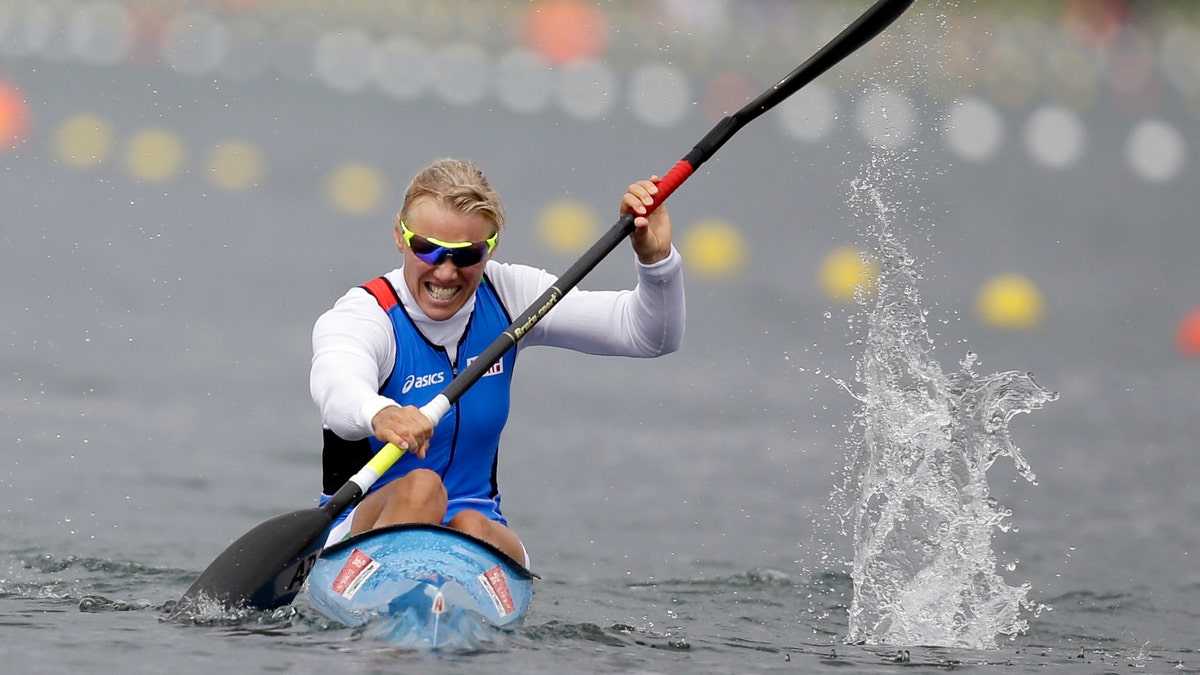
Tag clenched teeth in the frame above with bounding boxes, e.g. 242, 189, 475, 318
425, 283, 460, 301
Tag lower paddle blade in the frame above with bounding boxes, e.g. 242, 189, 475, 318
171, 507, 333, 618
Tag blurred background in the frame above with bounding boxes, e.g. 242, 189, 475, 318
1, 0, 1198, 580
3, 0, 1196, 336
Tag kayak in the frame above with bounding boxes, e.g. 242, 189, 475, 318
303, 523, 535, 650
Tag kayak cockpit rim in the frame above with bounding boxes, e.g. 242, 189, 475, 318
320, 522, 539, 580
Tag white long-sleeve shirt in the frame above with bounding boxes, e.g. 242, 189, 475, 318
310, 248, 685, 441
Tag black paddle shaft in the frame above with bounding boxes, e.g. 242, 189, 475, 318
440, 0, 915, 410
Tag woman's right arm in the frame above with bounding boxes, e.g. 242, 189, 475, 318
310, 289, 398, 441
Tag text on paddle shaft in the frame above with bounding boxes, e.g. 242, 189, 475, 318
511, 288, 563, 341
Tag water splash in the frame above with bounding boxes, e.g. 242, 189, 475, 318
841, 150, 1058, 649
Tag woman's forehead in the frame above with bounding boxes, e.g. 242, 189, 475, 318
405, 198, 492, 239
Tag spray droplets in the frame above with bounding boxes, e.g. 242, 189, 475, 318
842, 149, 1056, 649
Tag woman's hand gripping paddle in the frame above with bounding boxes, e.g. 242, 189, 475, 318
171, 0, 915, 617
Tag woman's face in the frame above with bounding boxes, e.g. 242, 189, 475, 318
395, 198, 496, 321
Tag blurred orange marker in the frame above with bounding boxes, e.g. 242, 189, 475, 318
1177, 308, 1200, 357
0, 79, 31, 150
523, 0, 608, 65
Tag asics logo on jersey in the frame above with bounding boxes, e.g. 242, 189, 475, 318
402, 372, 445, 394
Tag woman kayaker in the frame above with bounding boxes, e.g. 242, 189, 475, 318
309, 158, 685, 567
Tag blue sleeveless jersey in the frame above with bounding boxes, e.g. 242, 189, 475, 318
360, 275, 516, 522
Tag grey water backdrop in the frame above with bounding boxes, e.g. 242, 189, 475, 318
3, 1, 1199, 672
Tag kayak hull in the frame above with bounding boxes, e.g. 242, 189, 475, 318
304, 523, 534, 650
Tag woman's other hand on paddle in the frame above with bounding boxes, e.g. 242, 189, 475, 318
622, 177, 672, 265
371, 404, 433, 458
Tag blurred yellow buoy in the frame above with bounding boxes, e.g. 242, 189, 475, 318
681, 219, 745, 278
206, 140, 265, 192
326, 162, 386, 215
125, 128, 185, 182
819, 245, 878, 302
976, 273, 1044, 329
538, 200, 598, 254
56, 114, 114, 168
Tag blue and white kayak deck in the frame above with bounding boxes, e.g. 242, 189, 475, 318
303, 523, 535, 650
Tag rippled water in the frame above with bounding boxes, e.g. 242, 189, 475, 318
3, 543, 1196, 673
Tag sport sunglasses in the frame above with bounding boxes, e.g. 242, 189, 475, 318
400, 220, 498, 268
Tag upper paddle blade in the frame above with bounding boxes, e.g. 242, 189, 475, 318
171, 506, 332, 618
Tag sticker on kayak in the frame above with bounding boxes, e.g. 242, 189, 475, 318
331, 548, 380, 600
479, 565, 515, 617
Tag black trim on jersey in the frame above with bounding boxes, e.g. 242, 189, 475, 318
322, 428, 375, 496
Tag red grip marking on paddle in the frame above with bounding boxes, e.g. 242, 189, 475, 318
645, 160, 694, 215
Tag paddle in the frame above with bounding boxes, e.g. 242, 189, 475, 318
171, 0, 914, 618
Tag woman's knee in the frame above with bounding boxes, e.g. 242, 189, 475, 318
446, 509, 490, 538
447, 511, 525, 565
388, 468, 447, 509
358, 469, 447, 528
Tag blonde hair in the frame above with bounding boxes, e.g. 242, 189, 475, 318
398, 158, 505, 235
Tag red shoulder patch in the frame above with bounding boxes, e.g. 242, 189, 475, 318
361, 277, 399, 312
